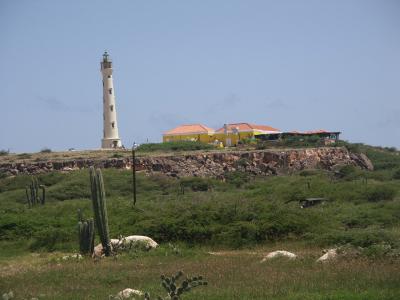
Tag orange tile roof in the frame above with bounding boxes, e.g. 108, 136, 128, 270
215, 123, 281, 133
164, 124, 215, 136
303, 129, 328, 134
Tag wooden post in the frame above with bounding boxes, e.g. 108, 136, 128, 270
132, 146, 137, 206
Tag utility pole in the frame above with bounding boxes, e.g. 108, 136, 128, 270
132, 143, 137, 206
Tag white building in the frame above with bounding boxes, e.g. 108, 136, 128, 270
100, 51, 122, 149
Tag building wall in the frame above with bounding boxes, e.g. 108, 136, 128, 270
214, 131, 258, 146
163, 133, 214, 143
163, 130, 274, 146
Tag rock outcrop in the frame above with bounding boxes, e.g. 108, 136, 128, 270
0, 147, 373, 178
261, 250, 297, 261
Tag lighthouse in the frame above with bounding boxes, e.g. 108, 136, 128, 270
101, 51, 122, 149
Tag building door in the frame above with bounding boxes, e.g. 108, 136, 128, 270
226, 138, 232, 146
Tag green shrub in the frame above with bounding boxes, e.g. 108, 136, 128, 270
40, 148, 52, 153
362, 185, 396, 202
180, 177, 213, 192
392, 169, 400, 180
17, 153, 32, 159
137, 141, 215, 153
361, 242, 393, 258
224, 171, 251, 187
0, 149, 9, 156
336, 165, 361, 180
29, 228, 72, 251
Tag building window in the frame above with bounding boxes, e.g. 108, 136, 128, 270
109, 88, 112, 95
111, 122, 115, 129
108, 75, 112, 78
110, 105, 114, 112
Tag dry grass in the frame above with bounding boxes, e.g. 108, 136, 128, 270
1, 245, 399, 300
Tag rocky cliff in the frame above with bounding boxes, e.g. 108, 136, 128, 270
0, 147, 373, 178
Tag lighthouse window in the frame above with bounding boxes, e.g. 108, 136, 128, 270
110, 105, 114, 112
108, 75, 112, 78
109, 88, 112, 95
111, 122, 115, 129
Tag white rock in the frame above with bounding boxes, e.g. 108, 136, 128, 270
93, 243, 104, 257
117, 288, 143, 299
93, 236, 158, 257
261, 250, 297, 262
117, 235, 158, 250
317, 248, 337, 262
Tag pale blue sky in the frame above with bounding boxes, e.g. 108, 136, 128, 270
1, 0, 399, 152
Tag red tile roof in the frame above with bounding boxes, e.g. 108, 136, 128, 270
164, 124, 215, 136
303, 129, 329, 134
215, 123, 281, 133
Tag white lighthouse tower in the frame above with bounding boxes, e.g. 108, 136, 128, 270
101, 51, 122, 149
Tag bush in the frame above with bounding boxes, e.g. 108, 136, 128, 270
362, 185, 396, 202
311, 227, 397, 248
393, 169, 400, 180
336, 165, 361, 180
137, 141, 215, 153
180, 177, 213, 192
0, 149, 9, 156
17, 153, 32, 159
224, 171, 251, 187
40, 148, 52, 153
29, 228, 72, 251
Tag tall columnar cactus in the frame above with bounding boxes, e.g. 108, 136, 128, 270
25, 177, 45, 207
89, 166, 112, 256
78, 217, 95, 255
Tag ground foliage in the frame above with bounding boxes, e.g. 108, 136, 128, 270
0, 144, 399, 253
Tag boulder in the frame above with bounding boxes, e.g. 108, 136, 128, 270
317, 248, 337, 262
261, 250, 297, 262
93, 236, 158, 257
116, 288, 143, 299
117, 235, 158, 250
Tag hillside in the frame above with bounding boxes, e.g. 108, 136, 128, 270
1, 143, 400, 299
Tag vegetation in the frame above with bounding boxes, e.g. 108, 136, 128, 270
77, 209, 95, 255
0, 146, 399, 251
1, 246, 400, 299
256, 135, 326, 149
40, 148, 52, 153
143, 271, 208, 300
89, 167, 112, 256
0, 143, 400, 298
0, 149, 9, 156
25, 176, 46, 207
137, 141, 215, 153
16, 153, 32, 159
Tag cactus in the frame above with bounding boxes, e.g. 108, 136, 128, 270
144, 271, 207, 300
25, 177, 45, 207
89, 166, 112, 256
78, 217, 95, 255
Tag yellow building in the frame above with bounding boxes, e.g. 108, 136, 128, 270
163, 124, 215, 143
214, 123, 281, 146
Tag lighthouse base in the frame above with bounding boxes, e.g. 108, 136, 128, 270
102, 138, 122, 149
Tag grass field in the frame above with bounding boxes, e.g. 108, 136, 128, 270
1, 144, 400, 299
1, 244, 400, 300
